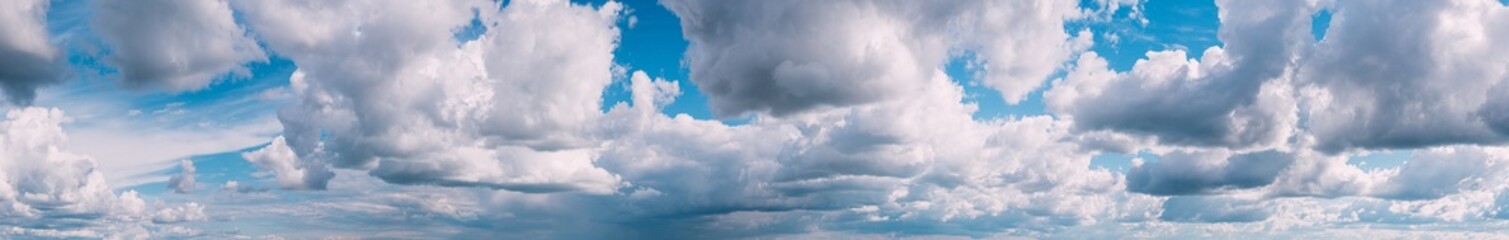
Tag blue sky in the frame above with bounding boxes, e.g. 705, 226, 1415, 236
3, 0, 1509, 238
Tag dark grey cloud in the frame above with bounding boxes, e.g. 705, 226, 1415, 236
91, 0, 266, 91
1158, 196, 1269, 222
0, 0, 62, 105
662, 0, 1085, 117
1127, 150, 1294, 195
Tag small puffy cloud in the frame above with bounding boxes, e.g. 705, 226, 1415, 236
241, 136, 332, 190
166, 159, 196, 193
92, 0, 267, 91
151, 202, 206, 224
0, 0, 62, 104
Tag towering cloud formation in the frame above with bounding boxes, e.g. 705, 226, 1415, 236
91, 0, 267, 91
0, 0, 61, 105
0, 108, 145, 233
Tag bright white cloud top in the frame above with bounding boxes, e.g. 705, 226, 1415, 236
1, 0, 1509, 238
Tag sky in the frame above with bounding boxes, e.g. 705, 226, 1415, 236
3, 0, 1509, 239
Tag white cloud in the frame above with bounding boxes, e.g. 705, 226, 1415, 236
0, 108, 146, 226
91, 0, 267, 91
0, 107, 205, 238
1299, 0, 1509, 152
241, 136, 331, 190
235, 0, 624, 193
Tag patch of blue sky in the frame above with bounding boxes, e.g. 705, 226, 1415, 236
1311, 9, 1333, 42
1090, 149, 1157, 172
1346, 149, 1414, 171
583, 0, 724, 123
1076, 0, 1221, 72
124, 145, 267, 197
944, 52, 1049, 120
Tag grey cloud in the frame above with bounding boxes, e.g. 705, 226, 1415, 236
1048, 0, 1312, 149
92, 0, 267, 91
1158, 196, 1269, 223
0, 0, 62, 105
236, 0, 623, 192
663, 0, 1083, 117
1127, 150, 1295, 195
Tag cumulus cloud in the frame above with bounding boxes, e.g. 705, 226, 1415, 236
664, 0, 1087, 117
241, 136, 331, 190
1047, 0, 1313, 149
0, 108, 146, 234
92, 0, 267, 91
166, 159, 196, 193
151, 202, 206, 224
1299, 0, 1509, 152
0, 0, 61, 105
235, 0, 623, 193
16, 0, 1505, 238
585, 68, 1149, 235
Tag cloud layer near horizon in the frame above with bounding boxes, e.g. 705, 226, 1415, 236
3, 0, 1509, 238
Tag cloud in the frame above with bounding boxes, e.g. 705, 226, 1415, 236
13, 0, 1509, 238
1046, 0, 1313, 149
151, 202, 206, 224
0, 108, 146, 228
1298, 0, 1509, 152
241, 136, 331, 190
0, 107, 210, 238
91, 0, 267, 91
1158, 196, 1269, 223
235, 0, 623, 193
166, 159, 196, 193
0, 0, 62, 105
663, 0, 1087, 117
1128, 150, 1295, 195
1369, 146, 1509, 200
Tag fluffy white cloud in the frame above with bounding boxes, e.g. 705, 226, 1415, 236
241, 136, 331, 190
664, 0, 1087, 117
0, 108, 146, 227
0, 107, 209, 238
0, 0, 61, 104
91, 0, 267, 91
1299, 0, 1509, 152
235, 0, 624, 193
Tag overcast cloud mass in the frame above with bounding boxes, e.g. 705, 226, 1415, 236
3, 0, 1509, 238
